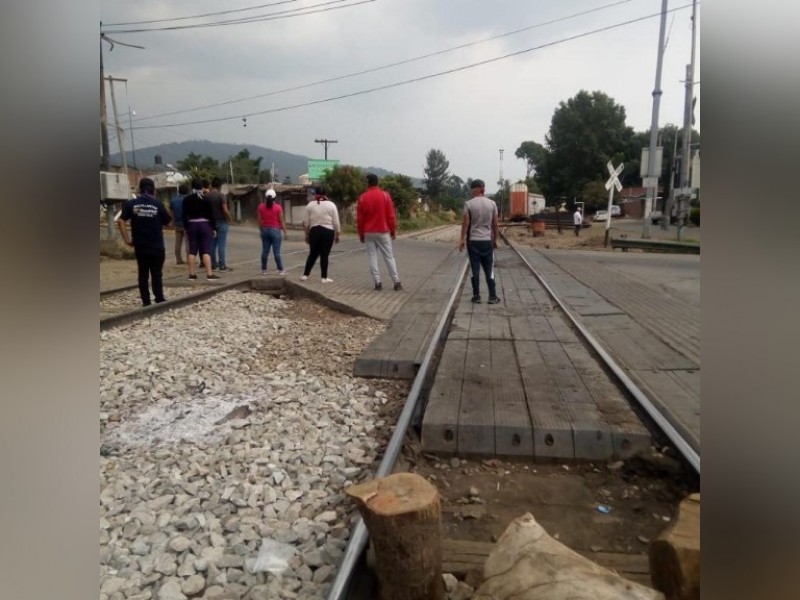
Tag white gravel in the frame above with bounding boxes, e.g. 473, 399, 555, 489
100, 290, 402, 600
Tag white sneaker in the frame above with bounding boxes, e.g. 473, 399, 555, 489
261, 271, 268, 276
278, 270, 288, 276
321, 278, 334, 283
300, 275, 308, 281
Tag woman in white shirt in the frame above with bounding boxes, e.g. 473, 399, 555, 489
301, 187, 341, 282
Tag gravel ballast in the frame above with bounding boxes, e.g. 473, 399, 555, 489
100, 290, 405, 600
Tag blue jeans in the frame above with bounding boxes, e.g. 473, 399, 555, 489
467, 240, 497, 298
212, 222, 229, 268
260, 227, 284, 271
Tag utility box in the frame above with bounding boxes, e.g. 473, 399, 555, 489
100, 171, 131, 202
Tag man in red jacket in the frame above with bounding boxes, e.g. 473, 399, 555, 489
357, 173, 403, 291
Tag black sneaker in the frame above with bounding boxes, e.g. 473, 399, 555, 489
207, 274, 221, 281
219, 266, 233, 272
374, 282, 382, 291
394, 282, 403, 291
471, 295, 481, 303
487, 296, 501, 305
188, 274, 198, 280
155, 298, 167, 304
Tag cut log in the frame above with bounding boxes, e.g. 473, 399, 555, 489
346, 472, 445, 600
649, 493, 700, 600
473, 512, 663, 600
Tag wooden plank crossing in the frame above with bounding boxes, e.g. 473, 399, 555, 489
353, 249, 464, 378
421, 247, 652, 460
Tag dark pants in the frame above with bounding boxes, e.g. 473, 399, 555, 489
135, 250, 166, 306
574, 224, 580, 236
467, 240, 496, 299
304, 226, 335, 278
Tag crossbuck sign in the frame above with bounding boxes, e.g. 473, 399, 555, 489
605, 161, 623, 192
602, 161, 623, 245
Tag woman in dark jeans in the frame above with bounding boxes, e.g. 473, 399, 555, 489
257, 188, 288, 275
301, 187, 341, 283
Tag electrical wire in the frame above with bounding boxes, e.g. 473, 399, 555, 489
103, 0, 375, 34
132, 0, 637, 123
103, 0, 299, 27
133, 3, 695, 131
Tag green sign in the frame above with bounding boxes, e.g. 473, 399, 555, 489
307, 159, 339, 180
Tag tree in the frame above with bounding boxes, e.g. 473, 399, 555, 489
536, 90, 634, 203
515, 141, 547, 179
258, 169, 273, 184
380, 174, 417, 219
438, 174, 468, 211
322, 164, 366, 223
177, 152, 221, 181
423, 149, 450, 202
579, 180, 609, 212
227, 149, 263, 184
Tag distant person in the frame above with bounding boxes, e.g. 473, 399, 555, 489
169, 183, 188, 264
357, 173, 402, 291
258, 188, 288, 276
458, 179, 500, 304
301, 186, 340, 283
207, 177, 233, 271
116, 177, 172, 306
573, 207, 582, 236
182, 179, 221, 281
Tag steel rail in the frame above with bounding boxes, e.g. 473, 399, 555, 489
500, 232, 700, 473
325, 258, 469, 600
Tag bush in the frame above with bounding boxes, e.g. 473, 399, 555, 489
689, 207, 700, 226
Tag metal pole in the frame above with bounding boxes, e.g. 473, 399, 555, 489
128, 108, 138, 171
642, 0, 669, 239
100, 33, 110, 171
108, 77, 128, 179
499, 149, 504, 219
677, 0, 698, 241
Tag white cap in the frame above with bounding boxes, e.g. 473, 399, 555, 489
265, 189, 276, 198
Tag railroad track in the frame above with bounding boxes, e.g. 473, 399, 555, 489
99, 229, 698, 599
328, 232, 699, 598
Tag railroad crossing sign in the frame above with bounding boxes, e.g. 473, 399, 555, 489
605, 161, 623, 192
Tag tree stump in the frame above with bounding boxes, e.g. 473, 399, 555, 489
346, 472, 444, 600
649, 493, 700, 600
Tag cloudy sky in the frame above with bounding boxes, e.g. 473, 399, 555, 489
100, 0, 700, 190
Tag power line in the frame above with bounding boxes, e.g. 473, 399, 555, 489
104, 0, 299, 27
132, 0, 638, 123
103, 0, 375, 34
134, 3, 695, 131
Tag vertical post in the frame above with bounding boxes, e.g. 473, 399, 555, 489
642, 0, 669, 239
677, 0, 698, 241
108, 77, 128, 179
499, 149, 504, 220
128, 108, 138, 171
604, 186, 614, 247
100, 34, 110, 171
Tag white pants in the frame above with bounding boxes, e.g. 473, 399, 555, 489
365, 232, 400, 283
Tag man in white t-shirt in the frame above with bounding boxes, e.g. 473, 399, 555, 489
458, 179, 500, 304
573, 207, 583, 236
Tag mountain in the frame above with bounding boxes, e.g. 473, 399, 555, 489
110, 140, 421, 185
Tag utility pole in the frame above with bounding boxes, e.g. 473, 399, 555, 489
108, 76, 129, 180
100, 32, 110, 171
499, 149, 504, 220
128, 107, 138, 171
642, 0, 669, 239
663, 131, 679, 230
314, 139, 338, 160
677, 0, 698, 241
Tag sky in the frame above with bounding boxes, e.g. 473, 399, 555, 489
100, 0, 700, 191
